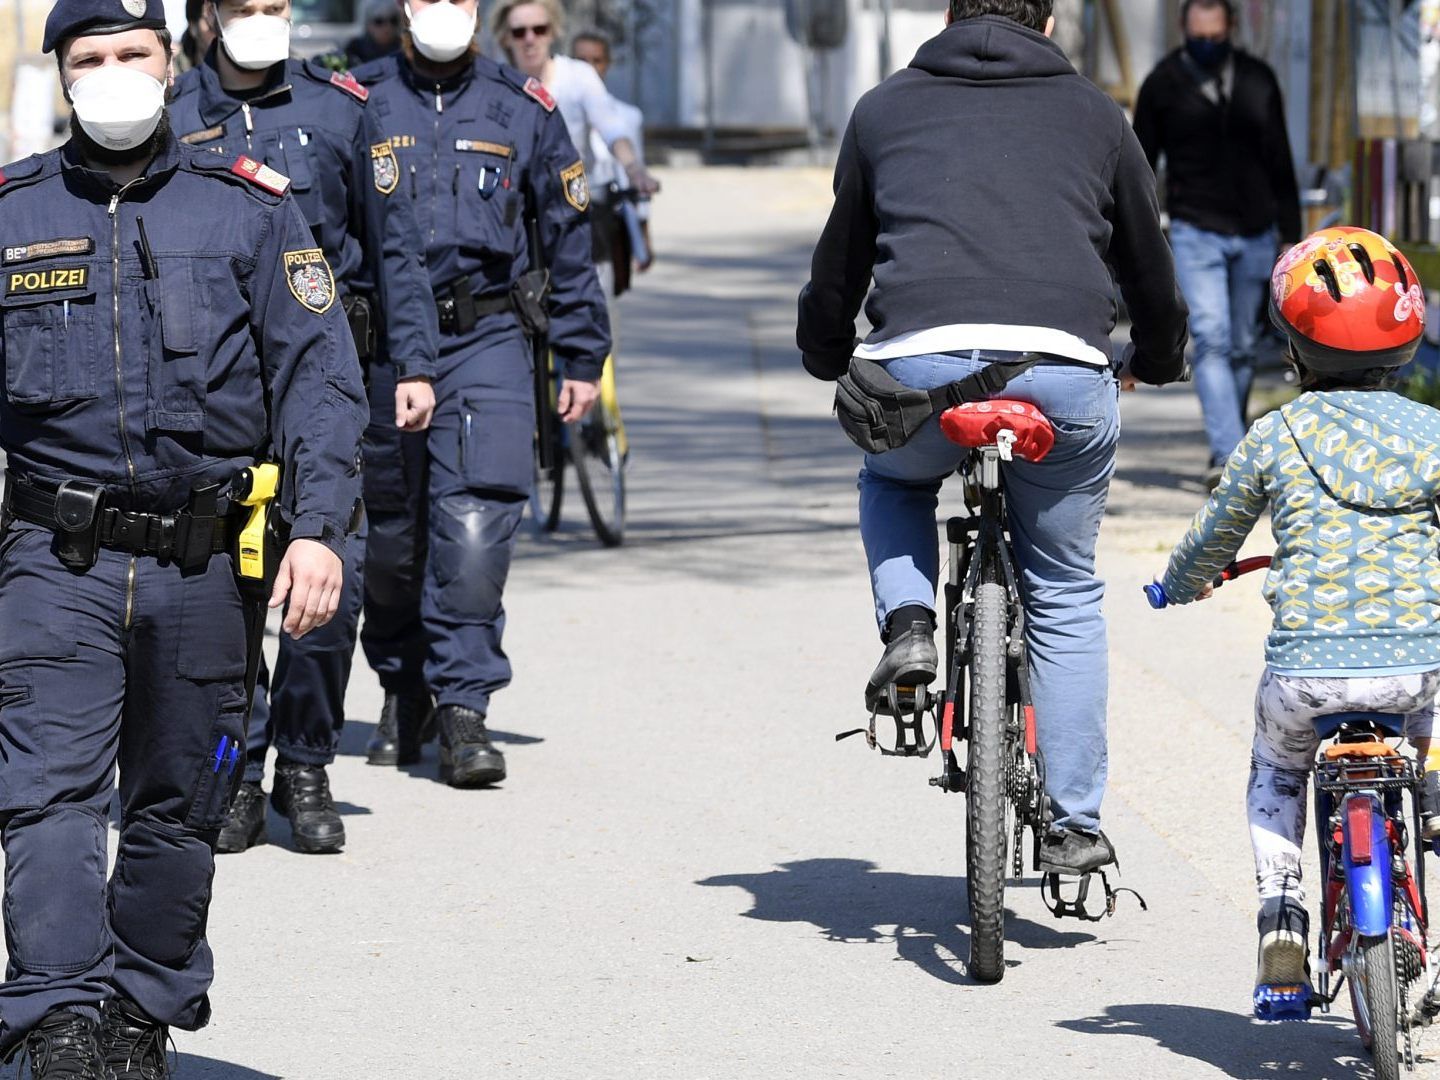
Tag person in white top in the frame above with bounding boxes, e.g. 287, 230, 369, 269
573, 29, 653, 273
491, 0, 658, 197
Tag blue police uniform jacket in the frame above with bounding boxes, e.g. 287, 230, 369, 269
171, 50, 438, 380
0, 137, 369, 554
353, 54, 610, 380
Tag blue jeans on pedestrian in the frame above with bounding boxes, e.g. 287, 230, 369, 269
858, 351, 1120, 833
1169, 220, 1277, 463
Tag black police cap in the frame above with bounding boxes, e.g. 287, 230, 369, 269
44, 0, 169, 54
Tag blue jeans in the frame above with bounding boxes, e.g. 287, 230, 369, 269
1170, 220, 1277, 462
858, 352, 1120, 833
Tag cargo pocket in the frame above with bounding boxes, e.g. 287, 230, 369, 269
459, 393, 534, 496
175, 555, 247, 681
0, 268, 98, 408
184, 689, 247, 831
145, 258, 206, 434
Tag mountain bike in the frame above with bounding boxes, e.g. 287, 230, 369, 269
531, 352, 628, 547
1148, 561, 1439, 1078
840, 397, 1139, 984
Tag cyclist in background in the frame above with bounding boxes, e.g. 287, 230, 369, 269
797, 0, 1188, 876
1157, 227, 1440, 996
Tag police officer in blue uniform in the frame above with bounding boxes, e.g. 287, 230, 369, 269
354, 0, 609, 786
0, 2, 367, 1074
169, 0, 439, 856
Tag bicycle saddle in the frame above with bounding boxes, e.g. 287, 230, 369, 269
940, 400, 1055, 462
1312, 712, 1407, 740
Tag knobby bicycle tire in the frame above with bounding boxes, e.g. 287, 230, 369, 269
571, 408, 626, 548
1354, 934, 1401, 1080
966, 576, 1010, 983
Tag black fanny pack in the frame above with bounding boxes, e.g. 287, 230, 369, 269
834, 353, 1043, 454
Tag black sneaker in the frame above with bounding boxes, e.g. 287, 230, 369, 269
436, 705, 506, 788
100, 998, 170, 1080
367, 690, 434, 767
215, 781, 267, 854
17, 1010, 107, 1079
1254, 895, 1310, 1015
1037, 828, 1117, 875
271, 761, 345, 854
864, 618, 938, 710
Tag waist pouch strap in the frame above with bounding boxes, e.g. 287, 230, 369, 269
4, 476, 235, 572
833, 353, 1044, 455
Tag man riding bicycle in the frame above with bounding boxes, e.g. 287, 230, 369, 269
797, 0, 1189, 875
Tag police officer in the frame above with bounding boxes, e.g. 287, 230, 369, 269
353, 0, 609, 786
0, 1, 368, 1074
169, 0, 439, 855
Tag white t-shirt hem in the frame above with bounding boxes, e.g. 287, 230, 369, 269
852, 324, 1111, 369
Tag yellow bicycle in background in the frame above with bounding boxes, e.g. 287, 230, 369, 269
531, 352, 628, 547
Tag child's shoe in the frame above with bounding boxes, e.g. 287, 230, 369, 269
1254, 895, 1312, 1021
1420, 770, 1440, 842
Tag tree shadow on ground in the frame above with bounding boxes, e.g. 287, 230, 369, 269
175, 1056, 281, 1079
1056, 1003, 1392, 1080
697, 857, 1093, 985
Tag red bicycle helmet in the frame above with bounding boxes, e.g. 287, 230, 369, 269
1269, 226, 1425, 373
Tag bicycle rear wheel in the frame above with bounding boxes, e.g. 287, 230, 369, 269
965, 576, 1010, 983
572, 403, 626, 547
1352, 934, 1401, 1080
530, 430, 565, 533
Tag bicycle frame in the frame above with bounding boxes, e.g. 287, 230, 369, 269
935, 446, 1046, 865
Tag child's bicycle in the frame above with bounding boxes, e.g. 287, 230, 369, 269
1148, 560, 1440, 1078
839, 392, 1142, 983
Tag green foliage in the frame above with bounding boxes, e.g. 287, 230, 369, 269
1399, 368, 1440, 410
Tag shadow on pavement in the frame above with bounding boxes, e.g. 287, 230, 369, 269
176, 1055, 281, 1079
1056, 1004, 1375, 1080
697, 857, 1093, 985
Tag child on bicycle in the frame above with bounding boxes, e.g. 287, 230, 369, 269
1156, 226, 1440, 1002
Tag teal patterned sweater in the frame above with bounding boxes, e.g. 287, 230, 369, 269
1162, 391, 1440, 675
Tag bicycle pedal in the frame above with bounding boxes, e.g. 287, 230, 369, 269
1041, 870, 1147, 923
1253, 984, 1313, 1022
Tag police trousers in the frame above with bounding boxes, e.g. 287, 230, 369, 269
0, 525, 247, 1052
361, 314, 533, 714
245, 525, 366, 783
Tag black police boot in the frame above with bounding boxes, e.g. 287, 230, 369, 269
16, 1010, 107, 1080
367, 689, 434, 767
436, 705, 506, 788
1037, 828, 1117, 876
864, 607, 938, 711
271, 761, 345, 854
214, 781, 267, 854
100, 997, 170, 1080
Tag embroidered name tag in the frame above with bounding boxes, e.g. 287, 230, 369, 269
4, 238, 95, 264
455, 140, 511, 157
7, 265, 89, 295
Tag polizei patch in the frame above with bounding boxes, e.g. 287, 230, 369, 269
7, 265, 88, 296
371, 142, 398, 195
283, 249, 335, 314
560, 160, 589, 212
4, 238, 95, 264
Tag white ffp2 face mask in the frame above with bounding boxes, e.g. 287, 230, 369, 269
69, 66, 166, 151
218, 10, 292, 69
406, 2, 476, 62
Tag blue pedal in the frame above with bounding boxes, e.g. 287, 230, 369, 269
1253, 984, 1313, 1022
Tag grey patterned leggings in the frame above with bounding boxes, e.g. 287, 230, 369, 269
1249, 668, 1439, 902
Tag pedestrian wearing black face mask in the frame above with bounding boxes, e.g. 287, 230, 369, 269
1133, 0, 1300, 489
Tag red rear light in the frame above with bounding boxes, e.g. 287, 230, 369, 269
1347, 798, 1374, 865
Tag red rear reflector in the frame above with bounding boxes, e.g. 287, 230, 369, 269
1347, 799, 1374, 865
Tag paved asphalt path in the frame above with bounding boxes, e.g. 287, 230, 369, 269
71, 169, 1437, 1078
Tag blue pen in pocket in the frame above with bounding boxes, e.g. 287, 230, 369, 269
213, 735, 229, 773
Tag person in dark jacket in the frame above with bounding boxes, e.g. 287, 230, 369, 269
1133, 0, 1301, 487
344, 0, 401, 70
797, 0, 1188, 876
